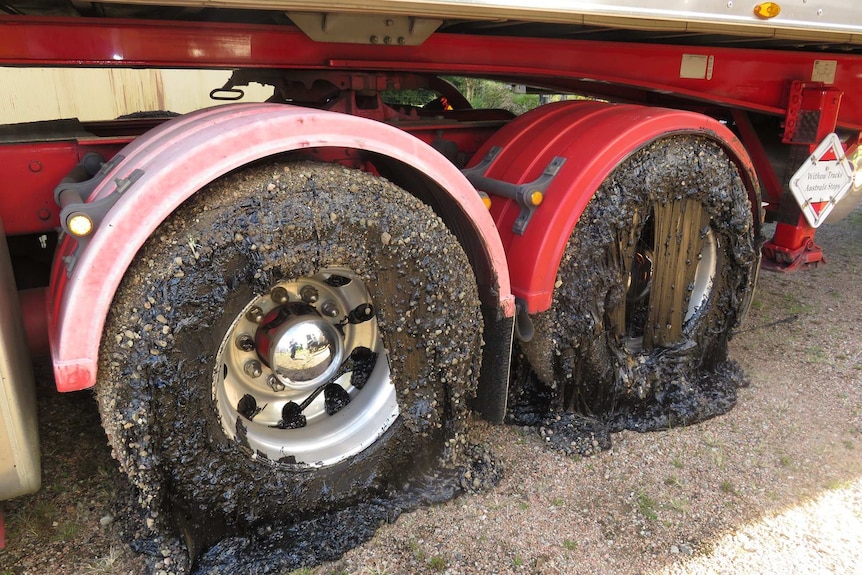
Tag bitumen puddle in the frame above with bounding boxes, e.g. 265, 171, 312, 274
122, 351, 747, 575
506, 353, 748, 458
119, 443, 502, 574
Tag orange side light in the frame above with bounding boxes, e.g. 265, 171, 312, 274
529, 190, 544, 206
753, 2, 781, 19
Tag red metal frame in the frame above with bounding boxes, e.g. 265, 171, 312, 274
762, 81, 845, 272
2, 16, 862, 129
0, 117, 502, 236
731, 110, 784, 206
0, 141, 123, 235
468, 100, 760, 313
49, 103, 515, 392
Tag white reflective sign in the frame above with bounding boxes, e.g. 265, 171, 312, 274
789, 133, 854, 228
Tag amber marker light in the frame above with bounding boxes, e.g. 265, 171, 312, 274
529, 190, 544, 206
479, 191, 492, 209
753, 2, 781, 19
67, 213, 94, 237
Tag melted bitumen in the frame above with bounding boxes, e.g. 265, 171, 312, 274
191, 443, 501, 574
112, 441, 501, 574
514, 136, 758, 450
97, 160, 488, 573
98, 140, 759, 573
506, 349, 748, 458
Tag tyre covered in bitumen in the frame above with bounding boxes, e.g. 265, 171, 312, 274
517, 135, 759, 435
96, 160, 483, 552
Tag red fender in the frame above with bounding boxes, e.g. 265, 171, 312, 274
49, 103, 514, 392
472, 100, 760, 313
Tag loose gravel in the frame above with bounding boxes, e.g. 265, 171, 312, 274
0, 207, 860, 575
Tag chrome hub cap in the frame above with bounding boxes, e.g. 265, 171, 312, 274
214, 268, 399, 467
257, 303, 344, 391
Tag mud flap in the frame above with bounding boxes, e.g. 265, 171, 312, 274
472, 304, 514, 423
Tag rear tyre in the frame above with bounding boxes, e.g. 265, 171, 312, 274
97, 160, 482, 534
520, 135, 758, 426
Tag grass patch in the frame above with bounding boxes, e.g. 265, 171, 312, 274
56, 521, 82, 542
668, 497, 690, 513
408, 539, 425, 562
80, 547, 124, 575
778, 454, 793, 467
780, 293, 813, 315
664, 474, 682, 488
562, 539, 577, 551
428, 555, 447, 571
719, 480, 738, 496
804, 345, 829, 363
635, 491, 658, 521
826, 479, 851, 491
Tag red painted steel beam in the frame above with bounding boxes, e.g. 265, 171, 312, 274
0, 141, 123, 235
2, 16, 862, 129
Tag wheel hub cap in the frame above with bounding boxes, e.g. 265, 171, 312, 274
213, 269, 399, 468
256, 303, 343, 390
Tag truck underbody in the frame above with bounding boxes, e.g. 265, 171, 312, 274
1, 0, 860, 568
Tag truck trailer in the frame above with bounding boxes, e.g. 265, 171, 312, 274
1, 0, 861, 563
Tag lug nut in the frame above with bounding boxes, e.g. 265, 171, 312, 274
270, 286, 289, 304
235, 334, 255, 352
246, 306, 264, 323
243, 360, 262, 378
300, 285, 319, 303
321, 300, 339, 317
268, 374, 286, 392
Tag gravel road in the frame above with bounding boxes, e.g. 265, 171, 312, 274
1, 207, 860, 575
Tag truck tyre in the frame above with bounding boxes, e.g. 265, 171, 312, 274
96, 160, 482, 535
520, 135, 758, 422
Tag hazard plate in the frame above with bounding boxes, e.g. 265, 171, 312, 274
789, 133, 854, 228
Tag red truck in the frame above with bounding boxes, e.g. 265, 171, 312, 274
1, 0, 860, 555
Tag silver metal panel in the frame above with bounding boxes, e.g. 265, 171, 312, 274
102, 0, 862, 42
0, 218, 41, 500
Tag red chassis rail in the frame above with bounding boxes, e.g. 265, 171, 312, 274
1, 16, 862, 130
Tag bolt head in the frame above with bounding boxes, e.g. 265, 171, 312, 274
270, 286, 289, 304
321, 300, 339, 317
243, 360, 263, 378
235, 334, 255, 352
268, 374, 286, 392
246, 306, 264, 323
300, 285, 319, 303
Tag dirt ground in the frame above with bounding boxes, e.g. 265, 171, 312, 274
0, 208, 860, 575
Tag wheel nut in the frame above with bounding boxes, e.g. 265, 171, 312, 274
246, 306, 264, 323
235, 334, 255, 352
243, 360, 262, 378
300, 285, 319, 303
321, 300, 339, 317
268, 374, 286, 392
270, 286, 289, 304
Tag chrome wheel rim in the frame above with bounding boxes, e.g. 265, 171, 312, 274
213, 268, 399, 467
